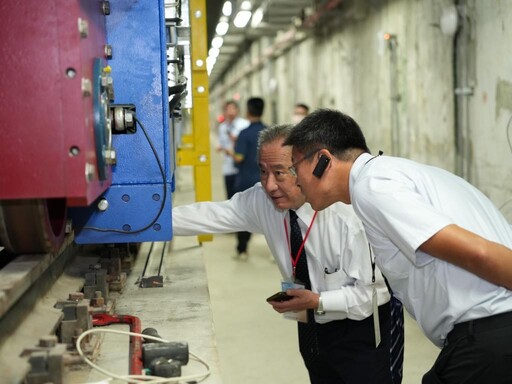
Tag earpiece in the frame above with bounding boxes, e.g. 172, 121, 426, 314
312, 154, 330, 178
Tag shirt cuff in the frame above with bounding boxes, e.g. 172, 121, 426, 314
321, 290, 348, 313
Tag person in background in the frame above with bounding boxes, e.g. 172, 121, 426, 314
284, 108, 512, 384
216, 100, 249, 199
292, 103, 310, 124
230, 97, 267, 258
172, 124, 403, 384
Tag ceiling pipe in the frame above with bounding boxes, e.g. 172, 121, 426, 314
301, 0, 343, 29
210, 0, 344, 94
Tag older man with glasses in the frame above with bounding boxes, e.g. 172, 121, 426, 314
172, 124, 403, 384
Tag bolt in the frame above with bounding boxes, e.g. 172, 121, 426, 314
39, 335, 58, 348
104, 44, 113, 59
85, 163, 95, 182
101, 1, 111, 15
91, 291, 105, 307
97, 198, 109, 211
81, 78, 92, 97
65, 219, 73, 234
69, 146, 80, 157
125, 111, 134, 127
66, 68, 77, 78
78, 18, 89, 38
69, 292, 84, 301
104, 148, 117, 165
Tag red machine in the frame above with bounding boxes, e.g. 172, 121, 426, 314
0, 1, 113, 253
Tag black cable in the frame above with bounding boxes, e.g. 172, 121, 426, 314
82, 116, 167, 234
157, 241, 167, 276
140, 242, 155, 282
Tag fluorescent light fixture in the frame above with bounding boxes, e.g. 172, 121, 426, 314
251, 7, 264, 28
216, 17, 229, 36
234, 1, 252, 28
207, 56, 217, 67
240, 1, 252, 11
211, 36, 224, 49
207, 56, 216, 75
222, 1, 232, 17
208, 47, 220, 58
234, 12, 251, 28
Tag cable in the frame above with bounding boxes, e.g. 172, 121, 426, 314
82, 116, 167, 234
137, 242, 167, 287
77, 328, 211, 384
139, 242, 156, 284
157, 241, 167, 277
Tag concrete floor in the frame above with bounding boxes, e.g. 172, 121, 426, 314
171, 133, 441, 384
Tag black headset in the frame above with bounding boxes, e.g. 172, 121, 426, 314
312, 154, 330, 178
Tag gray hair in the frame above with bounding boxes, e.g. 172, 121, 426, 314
257, 124, 293, 152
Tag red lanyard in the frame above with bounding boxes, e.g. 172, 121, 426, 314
284, 211, 318, 277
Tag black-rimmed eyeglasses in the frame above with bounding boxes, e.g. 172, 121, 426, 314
288, 149, 320, 177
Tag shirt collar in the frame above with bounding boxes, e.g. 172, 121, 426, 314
349, 153, 374, 196
290, 203, 316, 225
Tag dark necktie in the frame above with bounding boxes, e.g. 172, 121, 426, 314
383, 276, 404, 384
289, 210, 319, 360
389, 295, 404, 383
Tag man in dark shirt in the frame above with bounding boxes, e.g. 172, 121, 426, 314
232, 97, 267, 257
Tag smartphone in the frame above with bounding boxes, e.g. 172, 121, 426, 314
266, 291, 294, 302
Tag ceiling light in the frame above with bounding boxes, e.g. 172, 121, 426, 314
222, 1, 232, 17
251, 7, 264, 28
234, 11, 251, 28
211, 36, 224, 49
216, 17, 229, 36
208, 47, 220, 58
206, 56, 216, 75
234, 1, 252, 28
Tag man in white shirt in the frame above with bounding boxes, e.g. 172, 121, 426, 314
284, 108, 512, 384
173, 125, 402, 384
217, 100, 249, 198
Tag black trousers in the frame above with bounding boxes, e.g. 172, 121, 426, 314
224, 174, 237, 199
422, 311, 512, 384
300, 302, 394, 384
236, 231, 251, 254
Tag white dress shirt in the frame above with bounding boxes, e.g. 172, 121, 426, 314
217, 117, 249, 176
172, 183, 390, 323
350, 152, 512, 347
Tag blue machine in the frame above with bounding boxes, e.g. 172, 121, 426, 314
71, 0, 175, 244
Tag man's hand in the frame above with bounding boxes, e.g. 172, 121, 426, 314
268, 289, 319, 313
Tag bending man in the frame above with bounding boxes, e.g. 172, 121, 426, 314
172, 124, 403, 384
284, 108, 512, 384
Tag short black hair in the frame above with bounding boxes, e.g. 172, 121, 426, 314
247, 97, 265, 117
295, 103, 310, 113
283, 109, 370, 159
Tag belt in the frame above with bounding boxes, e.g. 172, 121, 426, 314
448, 310, 512, 341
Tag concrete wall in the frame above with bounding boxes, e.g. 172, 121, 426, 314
209, 0, 512, 221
